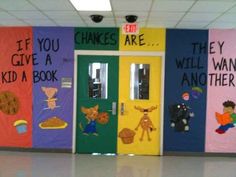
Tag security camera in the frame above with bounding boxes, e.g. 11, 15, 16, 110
90, 15, 104, 23
125, 15, 138, 23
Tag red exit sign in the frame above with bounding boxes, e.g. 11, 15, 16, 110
122, 23, 139, 34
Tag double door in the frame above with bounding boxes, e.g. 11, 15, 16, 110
76, 55, 162, 155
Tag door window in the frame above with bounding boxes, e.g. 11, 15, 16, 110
130, 63, 150, 100
88, 63, 108, 99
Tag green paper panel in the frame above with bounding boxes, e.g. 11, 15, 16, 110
74, 28, 119, 50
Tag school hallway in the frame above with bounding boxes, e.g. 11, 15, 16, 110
1, 151, 236, 177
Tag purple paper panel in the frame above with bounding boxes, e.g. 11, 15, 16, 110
32, 27, 74, 149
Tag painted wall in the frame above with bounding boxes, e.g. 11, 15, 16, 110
0, 27, 33, 147
205, 29, 236, 153
75, 28, 119, 154
0, 27, 74, 150
32, 27, 74, 149
74, 27, 119, 50
119, 28, 165, 51
117, 28, 165, 155
164, 28, 236, 153
164, 29, 208, 152
1, 26, 236, 154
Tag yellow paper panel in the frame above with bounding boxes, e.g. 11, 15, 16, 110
117, 56, 162, 155
119, 28, 166, 51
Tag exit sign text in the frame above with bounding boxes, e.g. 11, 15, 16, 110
122, 23, 139, 34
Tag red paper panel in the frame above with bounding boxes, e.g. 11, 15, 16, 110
0, 27, 33, 147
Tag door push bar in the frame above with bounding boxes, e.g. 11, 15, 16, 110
120, 102, 125, 115
108, 102, 117, 115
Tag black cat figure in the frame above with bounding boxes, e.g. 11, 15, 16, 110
168, 103, 194, 132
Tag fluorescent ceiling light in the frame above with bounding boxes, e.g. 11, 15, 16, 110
70, 0, 112, 11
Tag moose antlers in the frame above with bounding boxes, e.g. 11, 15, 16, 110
134, 105, 157, 112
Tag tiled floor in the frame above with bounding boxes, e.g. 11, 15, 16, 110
1, 151, 236, 177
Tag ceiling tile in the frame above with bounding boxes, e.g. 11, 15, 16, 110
177, 21, 209, 28
158, 0, 193, 1
79, 11, 113, 17
111, 0, 152, 1
116, 17, 147, 25
228, 6, 236, 12
152, 1, 195, 12
85, 18, 115, 27
147, 20, 177, 28
44, 11, 82, 20
28, 0, 74, 10
112, 0, 152, 11
116, 18, 129, 25
23, 18, 57, 26
216, 13, 236, 22
116, 19, 146, 27
0, 11, 17, 19
182, 12, 220, 21
79, 11, 114, 23
114, 11, 149, 18
0, 0, 37, 10
149, 12, 185, 21
190, 1, 236, 13
84, 16, 114, 24
207, 22, 236, 29
88, 23, 115, 27
9, 11, 48, 19
198, 0, 236, 1
0, 19, 28, 26
0, 0, 235, 28
54, 19, 86, 27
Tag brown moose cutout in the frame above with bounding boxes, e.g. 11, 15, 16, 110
134, 106, 157, 141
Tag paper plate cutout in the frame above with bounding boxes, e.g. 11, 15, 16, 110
39, 116, 68, 129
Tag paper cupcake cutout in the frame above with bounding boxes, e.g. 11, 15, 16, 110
14, 120, 28, 134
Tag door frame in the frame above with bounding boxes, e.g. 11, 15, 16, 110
72, 50, 165, 155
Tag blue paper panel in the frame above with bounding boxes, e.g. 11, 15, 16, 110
164, 29, 208, 152
32, 27, 74, 149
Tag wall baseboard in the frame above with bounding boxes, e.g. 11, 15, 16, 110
0, 147, 72, 153
164, 151, 236, 157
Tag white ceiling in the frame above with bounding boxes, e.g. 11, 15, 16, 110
0, 0, 236, 29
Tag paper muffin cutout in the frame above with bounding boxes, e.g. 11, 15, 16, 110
119, 128, 136, 144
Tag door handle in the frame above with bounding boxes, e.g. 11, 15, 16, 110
120, 102, 125, 115
107, 102, 117, 115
